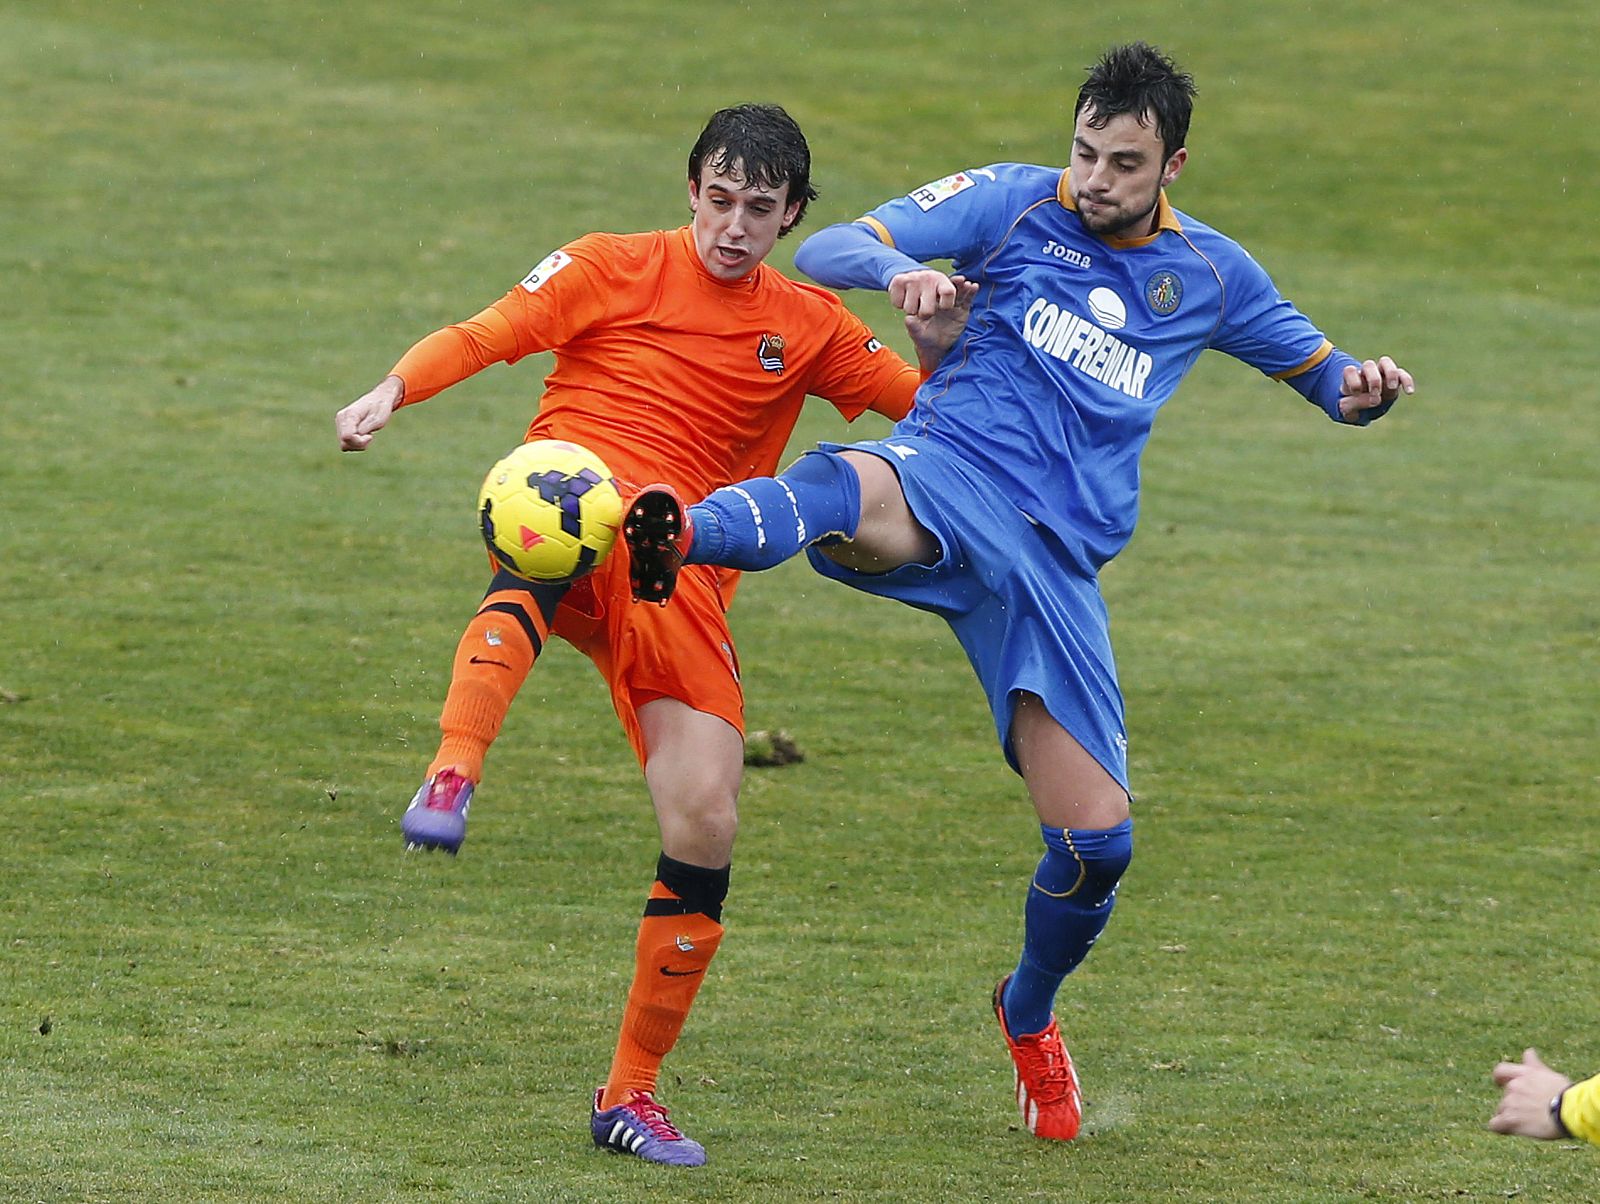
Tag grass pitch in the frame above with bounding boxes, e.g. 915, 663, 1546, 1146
3, 2, 1597, 1200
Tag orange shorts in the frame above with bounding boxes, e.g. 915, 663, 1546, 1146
550, 547, 744, 767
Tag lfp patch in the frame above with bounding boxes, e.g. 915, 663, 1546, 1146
519, 249, 572, 293
908, 171, 978, 211
1145, 269, 1183, 316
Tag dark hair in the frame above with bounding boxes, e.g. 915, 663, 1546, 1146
1075, 42, 1196, 161
688, 103, 818, 235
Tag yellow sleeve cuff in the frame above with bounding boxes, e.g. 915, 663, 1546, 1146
1270, 339, 1334, 381
1559, 1073, 1600, 1146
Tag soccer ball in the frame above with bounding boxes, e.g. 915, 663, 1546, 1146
478, 440, 624, 582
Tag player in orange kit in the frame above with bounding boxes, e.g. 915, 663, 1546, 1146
334, 104, 966, 1166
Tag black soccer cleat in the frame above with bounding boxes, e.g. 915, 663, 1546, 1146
624, 484, 691, 605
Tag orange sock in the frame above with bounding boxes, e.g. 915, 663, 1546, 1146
427, 590, 546, 782
600, 887, 725, 1108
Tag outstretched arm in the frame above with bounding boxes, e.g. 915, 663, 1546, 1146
795, 221, 924, 292
333, 305, 522, 452
1335, 355, 1414, 423
797, 221, 974, 357
335, 375, 404, 452
1490, 1049, 1574, 1140
1281, 348, 1414, 425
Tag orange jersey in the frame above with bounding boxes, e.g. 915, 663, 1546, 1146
391, 226, 917, 500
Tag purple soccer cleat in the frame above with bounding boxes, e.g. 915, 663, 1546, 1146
401, 768, 474, 854
590, 1087, 707, 1167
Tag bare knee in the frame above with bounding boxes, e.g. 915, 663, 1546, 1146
825, 451, 938, 571
638, 699, 744, 865
654, 784, 739, 866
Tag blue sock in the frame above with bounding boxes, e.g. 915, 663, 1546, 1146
1003, 819, 1133, 1036
686, 450, 861, 571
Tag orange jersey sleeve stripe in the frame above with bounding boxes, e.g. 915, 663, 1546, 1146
1270, 338, 1334, 381
858, 215, 894, 247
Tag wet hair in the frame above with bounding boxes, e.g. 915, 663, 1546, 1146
1075, 42, 1197, 162
688, 103, 817, 235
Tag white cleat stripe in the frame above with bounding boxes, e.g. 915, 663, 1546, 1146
608, 1120, 628, 1144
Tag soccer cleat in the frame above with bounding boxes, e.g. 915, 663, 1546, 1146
992, 975, 1083, 1141
590, 1087, 707, 1167
401, 767, 474, 854
623, 484, 691, 605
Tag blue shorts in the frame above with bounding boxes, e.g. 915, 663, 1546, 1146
807, 437, 1128, 788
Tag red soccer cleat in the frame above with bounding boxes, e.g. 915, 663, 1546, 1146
992, 975, 1083, 1140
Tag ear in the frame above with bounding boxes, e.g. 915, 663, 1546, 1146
778, 198, 803, 234
1160, 147, 1188, 189
687, 178, 700, 211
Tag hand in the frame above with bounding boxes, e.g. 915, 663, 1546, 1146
888, 268, 958, 319
335, 375, 404, 451
1489, 1048, 1573, 1140
1338, 355, 1414, 422
904, 275, 977, 372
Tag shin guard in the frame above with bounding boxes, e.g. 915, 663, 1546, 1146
430, 575, 561, 780
1003, 819, 1133, 1035
686, 450, 860, 570
601, 855, 730, 1106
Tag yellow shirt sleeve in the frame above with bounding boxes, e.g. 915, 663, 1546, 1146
1559, 1072, 1600, 1146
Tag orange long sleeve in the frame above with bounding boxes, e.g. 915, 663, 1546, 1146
389, 305, 521, 406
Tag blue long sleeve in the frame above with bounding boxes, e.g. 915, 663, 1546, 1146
1284, 346, 1395, 425
799, 215, 1397, 427
794, 222, 924, 291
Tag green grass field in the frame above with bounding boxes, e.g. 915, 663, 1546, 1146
3, 2, 1598, 1200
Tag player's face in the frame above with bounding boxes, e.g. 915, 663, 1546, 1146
1070, 107, 1186, 238
688, 161, 801, 282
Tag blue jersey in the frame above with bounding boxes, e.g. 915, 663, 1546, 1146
798, 163, 1349, 574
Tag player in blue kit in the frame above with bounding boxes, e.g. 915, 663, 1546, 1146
623, 42, 1415, 1141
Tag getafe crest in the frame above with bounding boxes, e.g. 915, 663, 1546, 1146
1145, 269, 1183, 316
758, 333, 786, 375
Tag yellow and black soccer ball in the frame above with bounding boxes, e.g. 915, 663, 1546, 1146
478, 440, 624, 582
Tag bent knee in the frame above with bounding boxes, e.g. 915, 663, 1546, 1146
657, 788, 739, 856
1035, 819, 1133, 904
834, 450, 938, 569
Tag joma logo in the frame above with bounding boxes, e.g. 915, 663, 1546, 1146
1041, 240, 1092, 269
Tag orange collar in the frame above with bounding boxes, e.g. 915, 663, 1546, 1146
1056, 169, 1182, 248
675, 225, 764, 293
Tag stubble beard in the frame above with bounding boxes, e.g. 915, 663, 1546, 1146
1075, 188, 1161, 239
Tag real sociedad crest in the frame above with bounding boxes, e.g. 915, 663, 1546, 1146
1145, 269, 1183, 316
758, 333, 786, 375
